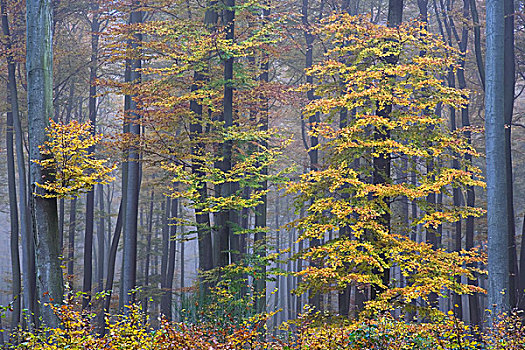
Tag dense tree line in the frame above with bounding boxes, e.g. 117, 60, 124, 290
0, 0, 522, 341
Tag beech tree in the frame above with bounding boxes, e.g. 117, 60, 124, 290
485, 0, 510, 316
290, 15, 485, 313
26, 0, 63, 327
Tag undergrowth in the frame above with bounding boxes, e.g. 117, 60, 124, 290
9, 301, 525, 349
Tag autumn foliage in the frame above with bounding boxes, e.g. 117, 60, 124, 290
14, 301, 525, 349
289, 15, 486, 312
33, 120, 116, 199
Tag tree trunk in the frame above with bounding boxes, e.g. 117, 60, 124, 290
121, 5, 143, 308
99, 200, 123, 333
369, 0, 403, 301
68, 198, 77, 278
485, 0, 510, 317
142, 190, 154, 316
3, 0, 36, 328
2, 1, 21, 330
97, 184, 105, 293
503, 0, 517, 309
451, 0, 481, 325
216, 0, 236, 270
161, 198, 177, 320
519, 214, 525, 309
469, 0, 485, 88
6, 110, 21, 330
302, 0, 322, 311
189, 3, 216, 299
27, 0, 63, 327
254, 3, 270, 314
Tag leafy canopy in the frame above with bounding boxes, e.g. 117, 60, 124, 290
289, 14, 485, 313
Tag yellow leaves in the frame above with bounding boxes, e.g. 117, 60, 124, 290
33, 120, 116, 199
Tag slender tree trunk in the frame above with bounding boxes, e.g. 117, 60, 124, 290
302, 0, 322, 310
27, 0, 63, 327
519, 214, 525, 309
180, 222, 185, 296
370, 0, 403, 301
160, 197, 170, 315
450, 0, 481, 325
254, 2, 270, 314
216, 0, 236, 270
2, 1, 21, 331
3, 0, 36, 328
470, 0, 485, 87
273, 192, 280, 323
68, 198, 77, 278
122, 5, 143, 308
485, 0, 510, 317
97, 184, 105, 292
6, 111, 21, 330
99, 200, 123, 333
142, 190, 154, 316
190, 2, 216, 298
503, 0, 517, 309
161, 198, 177, 320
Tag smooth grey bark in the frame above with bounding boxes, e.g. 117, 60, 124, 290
189, 1, 217, 297
160, 197, 170, 310
216, 0, 236, 270
2, 0, 21, 330
99, 200, 123, 334
369, 0, 402, 301
6, 111, 21, 330
470, 0, 485, 88
302, 0, 323, 310
452, 0, 482, 324
180, 221, 185, 295
273, 192, 280, 322
337, 1, 357, 314
254, 3, 270, 314
450, 0, 481, 325
142, 190, 154, 316
122, 6, 143, 309
519, 214, 525, 309
436, 0, 463, 318
387, 0, 403, 24
83, 186, 94, 309
82, 0, 101, 309
161, 198, 177, 320
27, 0, 63, 327
503, 0, 518, 309
97, 184, 105, 292
68, 197, 77, 278
118, 42, 131, 312
485, 0, 510, 317
3, 0, 36, 328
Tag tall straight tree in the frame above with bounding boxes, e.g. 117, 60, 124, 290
26, 0, 63, 327
216, 0, 236, 269
82, 0, 101, 309
2, 0, 36, 327
254, 1, 271, 315
485, 0, 509, 316
301, 0, 323, 310
2, 0, 22, 329
121, 2, 143, 308
6, 110, 21, 330
189, 0, 217, 296
503, 0, 518, 308
370, 0, 403, 301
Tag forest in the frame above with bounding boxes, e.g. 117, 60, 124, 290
0, 0, 524, 348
